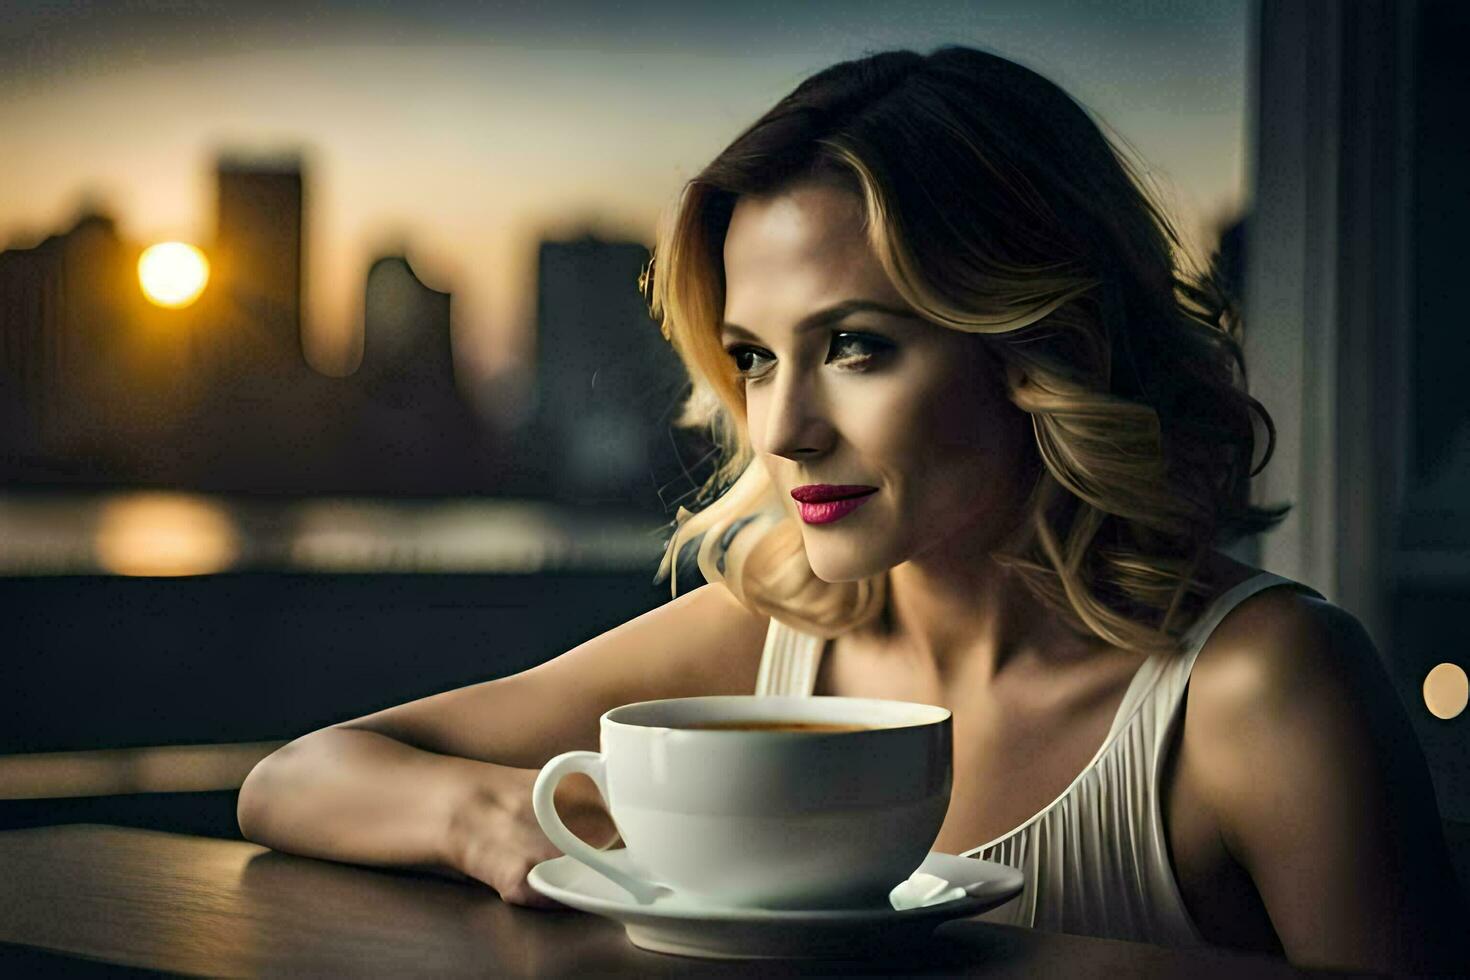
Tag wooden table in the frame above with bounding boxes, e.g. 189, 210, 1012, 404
0, 825, 1317, 977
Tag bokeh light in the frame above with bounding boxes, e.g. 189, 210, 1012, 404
138, 241, 210, 308
1423, 663, 1468, 720
94, 493, 239, 576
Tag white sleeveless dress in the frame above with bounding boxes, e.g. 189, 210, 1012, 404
753, 571, 1311, 946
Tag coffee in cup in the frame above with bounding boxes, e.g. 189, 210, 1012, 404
532, 695, 952, 910
680, 720, 872, 732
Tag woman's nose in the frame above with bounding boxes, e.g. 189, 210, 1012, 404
759, 370, 833, 461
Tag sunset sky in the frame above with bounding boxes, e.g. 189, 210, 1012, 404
1, 0, 1250, 416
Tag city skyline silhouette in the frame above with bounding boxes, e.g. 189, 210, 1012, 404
0, 152, 699, 508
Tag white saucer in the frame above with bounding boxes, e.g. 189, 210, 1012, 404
527, 850, 1024, 960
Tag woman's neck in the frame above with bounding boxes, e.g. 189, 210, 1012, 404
884, 547, 1106, 682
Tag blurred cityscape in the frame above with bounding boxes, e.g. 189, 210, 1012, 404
0, 153, 705, 510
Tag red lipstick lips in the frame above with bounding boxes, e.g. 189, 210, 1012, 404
790, 484, 879, 525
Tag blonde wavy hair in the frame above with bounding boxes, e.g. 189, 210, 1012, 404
644, 46, 1285, 654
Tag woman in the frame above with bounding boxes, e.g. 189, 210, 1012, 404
238, 47, 1465, 971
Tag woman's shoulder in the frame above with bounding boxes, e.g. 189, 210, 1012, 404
1174, 556, 1464, 970
1177, 552, 1422, 836
1188, 555, 1376, 721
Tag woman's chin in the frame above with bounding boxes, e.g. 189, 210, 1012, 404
804, 549, 890, 585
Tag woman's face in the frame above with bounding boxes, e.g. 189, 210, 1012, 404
721, 179, 1034, 583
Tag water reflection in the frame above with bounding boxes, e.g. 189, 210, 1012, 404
0, 492, 666, 576
0, 740, 282, 799
289, 499, 565, 572
95, 493, 240, 576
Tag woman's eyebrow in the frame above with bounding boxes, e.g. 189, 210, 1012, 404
720, 299, 921, 342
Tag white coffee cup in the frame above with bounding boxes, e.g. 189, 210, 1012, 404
532, 695, 952, 909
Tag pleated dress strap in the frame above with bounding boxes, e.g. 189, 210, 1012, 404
754, 617, 825, 696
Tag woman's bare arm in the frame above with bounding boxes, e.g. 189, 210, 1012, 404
237, 582, 769, 900
1182, 590, 1468, 973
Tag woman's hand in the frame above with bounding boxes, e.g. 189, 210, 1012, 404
447, 767, 620, 908
239, 585, 765, 908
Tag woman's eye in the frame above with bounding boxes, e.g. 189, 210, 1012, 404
724, 331, 893, 382
827, 332, 893, 368
726, 345, 774, 379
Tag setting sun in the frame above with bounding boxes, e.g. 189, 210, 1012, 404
138, 242, 210, 308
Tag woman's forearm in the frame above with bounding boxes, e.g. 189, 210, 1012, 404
236, 726, 516, 873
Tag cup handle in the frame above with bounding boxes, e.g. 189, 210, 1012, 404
531, 750, 666, 905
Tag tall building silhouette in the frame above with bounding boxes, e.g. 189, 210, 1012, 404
185, 156, 319, 488
528, 235, 695, 510
209, 157, 306, 377
360, 256, 455, 401
348, 255, 495, 494
0, 211, 195, 483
